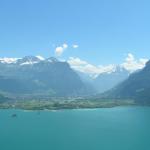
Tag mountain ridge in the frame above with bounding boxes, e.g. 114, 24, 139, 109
103, 60, 150, 104
0, 56, 90, 97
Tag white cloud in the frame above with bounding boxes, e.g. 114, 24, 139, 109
63, 43, 68, 49
72, 44, 79, 48
67, 53, 149, 76
68, 57, 88, 66
0, 57, 20, 64
55, 43, 79, 56
55, 47, 64, 56
68, 57, 116, 76
121, 53, 148, 72
55, 43, 68, 56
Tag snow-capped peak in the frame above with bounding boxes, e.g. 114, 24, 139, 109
0, 56, 59, 65
0, 57, 20, 64
36, 55, 45, 61
17, 56, 42, 66
46, 57, 58, 63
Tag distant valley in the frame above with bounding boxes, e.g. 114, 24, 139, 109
104, 60, 150, 104
0, 55, 149, 109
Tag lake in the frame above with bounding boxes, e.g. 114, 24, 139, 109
0, 107, 150, 150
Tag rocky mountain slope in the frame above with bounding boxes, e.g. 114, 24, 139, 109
0, 56, 89, 97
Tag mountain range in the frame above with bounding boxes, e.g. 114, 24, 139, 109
0, 56, 90, 97
76, 66, 132, 94
0, 55, 149, 104
91, 66, 130, 93
103, 60, 150, 104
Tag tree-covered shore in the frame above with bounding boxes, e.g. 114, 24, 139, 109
0, 99, 135, 110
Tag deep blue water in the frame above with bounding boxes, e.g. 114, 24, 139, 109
0, 107, 150, 150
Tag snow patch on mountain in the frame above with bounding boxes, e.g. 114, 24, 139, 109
0, 57, 20, 64
20, 61, 39, 66
68, 53, 148, 78
36, 55, 45, 60
0, 56, 59, 66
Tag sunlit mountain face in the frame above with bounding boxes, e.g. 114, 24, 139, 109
0, 56, 93, 97
71, 54, 148, 94
102, 60, 150, 104
0, 55, 148, 98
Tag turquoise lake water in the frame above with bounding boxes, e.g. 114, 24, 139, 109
0, 107, 150, 150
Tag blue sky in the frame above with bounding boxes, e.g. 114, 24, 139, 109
0, 0, 150, 65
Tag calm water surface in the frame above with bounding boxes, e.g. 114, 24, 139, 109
0, 107, 150, 150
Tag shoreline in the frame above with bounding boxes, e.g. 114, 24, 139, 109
0, 105, 149, 112
0, 101, 136, 111
0, 99, 138, 111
